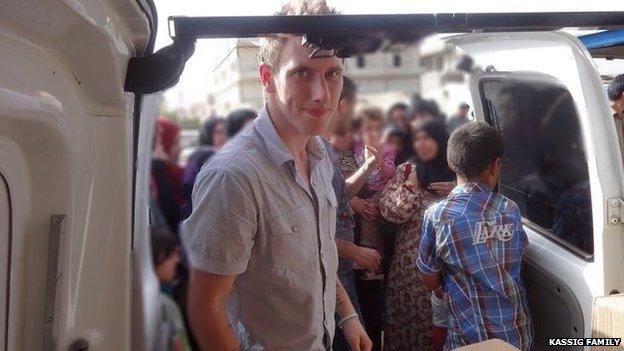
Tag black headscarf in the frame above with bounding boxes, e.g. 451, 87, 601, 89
411, 119, 455, 187
199, 117, 225, 146
226, 108, 256, 138
385, 124, 413, 166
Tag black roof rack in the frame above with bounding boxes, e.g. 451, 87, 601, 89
125, 12, 624, 94
169, 12, 624, 39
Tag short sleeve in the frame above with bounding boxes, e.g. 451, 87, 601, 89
181, 167, 257, 275
417, 210, 442, 274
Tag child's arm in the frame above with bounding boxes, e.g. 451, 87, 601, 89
379, 148, 397, 182
417, 212, 443, 291
345, 145, 378, 199
420, 271, 442, 292
379, 164, 424, 224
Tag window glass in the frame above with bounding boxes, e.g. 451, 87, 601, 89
481, 79, 593, 255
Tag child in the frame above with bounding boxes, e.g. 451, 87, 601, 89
352, 108, 396, 261
417, 122, 533, 350
151, 228, 191, 351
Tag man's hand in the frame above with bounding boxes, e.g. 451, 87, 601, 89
351, 246, 381, 272
428, 181, 456, 196
342, 319, 373, 351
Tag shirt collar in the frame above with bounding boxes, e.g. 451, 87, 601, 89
451, 182, 492, 195
253, 106, 326, 166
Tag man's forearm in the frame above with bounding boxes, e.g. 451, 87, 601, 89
335, 279, 356, 318
187, 291, 239, 351
345, 162, 373, 199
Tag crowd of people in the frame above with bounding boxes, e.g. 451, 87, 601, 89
147, 1, 534, 351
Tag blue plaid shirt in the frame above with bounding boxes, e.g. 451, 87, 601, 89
417, 182, 533, 351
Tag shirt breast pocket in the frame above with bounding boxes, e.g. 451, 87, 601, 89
325, 188, 338, 241
268, 206, 314, 265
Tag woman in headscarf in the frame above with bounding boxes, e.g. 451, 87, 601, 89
151, 118, 184, 235
181, 117, 226, 218
225, 108, 256, 138
378, 119, 456, 351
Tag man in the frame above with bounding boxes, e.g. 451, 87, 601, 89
417, 122, 533, 350
445, 102, 470, 133
608, 74, 624, 154
322, 76, 383, 351
182, 1, 372, 350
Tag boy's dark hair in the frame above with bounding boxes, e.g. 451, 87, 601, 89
226, 108, 256, 137
447, 122, 503, 179
608, 74, 624, 102
340, 76, 357, 102
151, 227, 179, 267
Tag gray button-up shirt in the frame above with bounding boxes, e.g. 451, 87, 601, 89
182, 107, 339, 350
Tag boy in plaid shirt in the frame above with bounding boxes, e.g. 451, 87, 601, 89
417, 122, 533, 350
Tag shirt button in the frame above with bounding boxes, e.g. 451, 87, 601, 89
292, 226, 298, 232
312, 181, 317, 187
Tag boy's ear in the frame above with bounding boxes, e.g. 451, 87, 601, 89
489, 157, 502, 175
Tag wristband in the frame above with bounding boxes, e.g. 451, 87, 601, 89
337, 312, 359, 329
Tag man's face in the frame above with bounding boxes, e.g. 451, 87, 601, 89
261, 37, 344, 136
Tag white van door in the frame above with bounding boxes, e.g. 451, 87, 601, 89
0, 175, 9, 350
447, 31, 624, 350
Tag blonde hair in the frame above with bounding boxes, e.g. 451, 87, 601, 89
258, 0, 338, 68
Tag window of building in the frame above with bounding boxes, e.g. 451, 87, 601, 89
356, 55, 365, 68
393, 54, 401, 67
481, 79, 593, 257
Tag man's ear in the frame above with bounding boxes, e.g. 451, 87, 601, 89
259, 63, 276, 94
337, 98, 347, 115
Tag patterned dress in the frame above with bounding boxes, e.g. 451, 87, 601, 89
379, 162, 442, 351
338, 147, 359, 178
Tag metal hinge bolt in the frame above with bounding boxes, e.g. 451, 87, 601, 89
608, 198, 624, 225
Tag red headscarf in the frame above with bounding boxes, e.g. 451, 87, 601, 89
152, 118, 183, 206
157, 118, 180, 156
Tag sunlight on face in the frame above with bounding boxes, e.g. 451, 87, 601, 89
270, 37, 344, 136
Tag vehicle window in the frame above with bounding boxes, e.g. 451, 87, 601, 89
481, 79, 593, 256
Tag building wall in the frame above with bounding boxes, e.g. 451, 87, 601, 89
209, 38, 472, 118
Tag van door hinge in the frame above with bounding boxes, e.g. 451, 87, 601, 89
607, 198, 624, 225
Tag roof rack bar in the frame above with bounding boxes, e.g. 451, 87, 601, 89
169, 12, 624, 39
